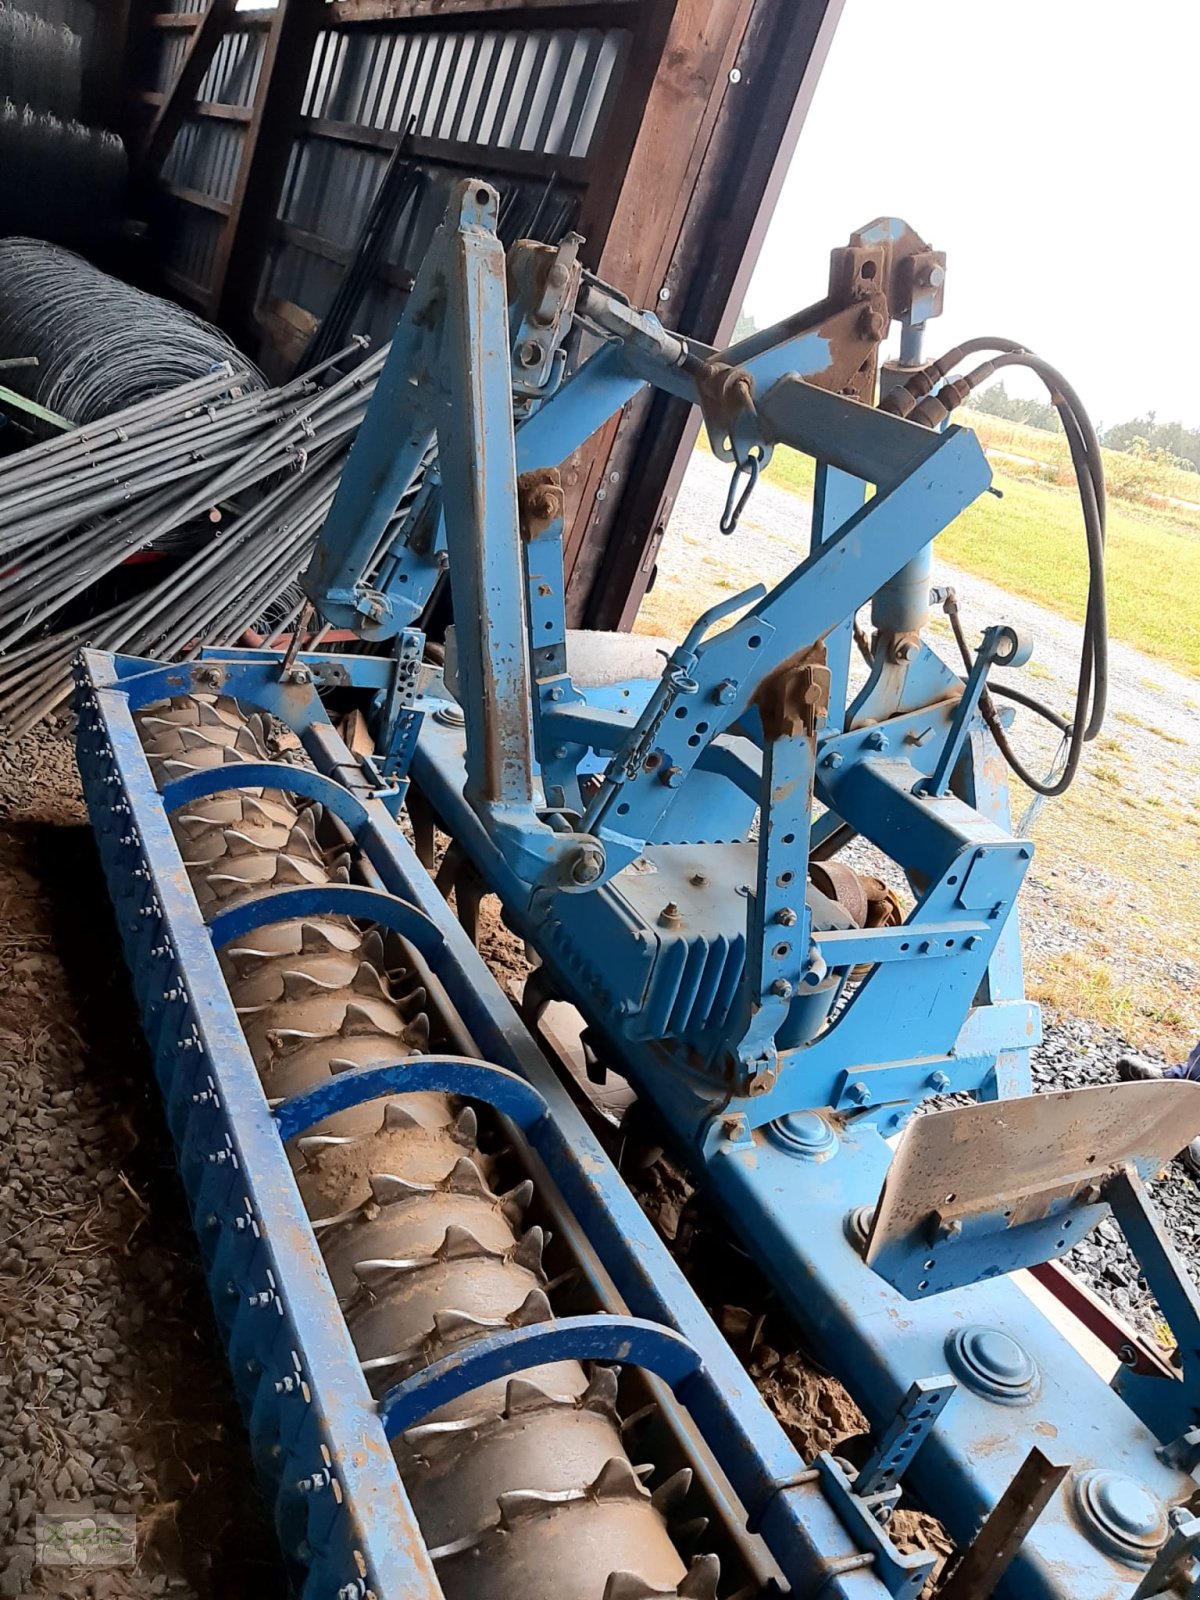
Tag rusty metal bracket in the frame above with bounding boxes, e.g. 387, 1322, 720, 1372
865, 1081, 1200, 1299
936, 1448, 1068, 1599
1130, 1511, 1200, 1599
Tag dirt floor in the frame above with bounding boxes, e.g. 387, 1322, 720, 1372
0, 722, 281, 1600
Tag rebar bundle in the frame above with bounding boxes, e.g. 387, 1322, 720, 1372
0, 343, 427, 736
0, 4, 81, 117
0, 239, 259, 422
0, 102, 124, 247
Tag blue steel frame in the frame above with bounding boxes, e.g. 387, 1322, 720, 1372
79, 187, 1200, 1595
281, 184, 1200, 1593
76, 648, 929, 1600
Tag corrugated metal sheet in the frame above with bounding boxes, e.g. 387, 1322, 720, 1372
163, 118, 244, 204
164, 203, 224, 292
302, 24, 624, 159
198, 28, 264, 105
147, 8, 627, 324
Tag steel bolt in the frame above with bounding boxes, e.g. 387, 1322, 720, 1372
769, 978, 793, 999
658, 286, 671, 302
288, 665, 312, 686
518, 339, 543, 368
661, 765, 684, 787
866, 729, 889, 751
774, 907, 798, 926
927, 1070, 951, 1093
713, 679, 738, 705
728, 67, 742, 83
848, 1081, 872, 1106
570, 845, 604, 886
822, 750, 844, 769
690, 872, 708, 887
548, 686, 565, 702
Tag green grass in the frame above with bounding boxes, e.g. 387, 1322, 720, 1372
762, 445, 816, 499
936, 471, 1200, 675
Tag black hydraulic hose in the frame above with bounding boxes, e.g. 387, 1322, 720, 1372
986, 679, 1072, 736
884, 338, 1107, 797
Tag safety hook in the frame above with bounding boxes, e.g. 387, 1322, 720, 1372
720, 448, 763, 535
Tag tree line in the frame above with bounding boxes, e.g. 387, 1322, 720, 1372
971, 381, 1200, 472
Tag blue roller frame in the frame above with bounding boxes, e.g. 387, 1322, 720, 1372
77, 648, 916, 1600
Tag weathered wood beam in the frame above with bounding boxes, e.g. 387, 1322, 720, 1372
299, 114, 590, 186
139, 89, 254, 124
567, 0, 845, 628
141, 0, 239, 175
163, 180, 232, 216
556, 0, 754, 598
210, 0, 327, 339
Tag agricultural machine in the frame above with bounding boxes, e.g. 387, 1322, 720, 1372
76, 181, 1200, 1599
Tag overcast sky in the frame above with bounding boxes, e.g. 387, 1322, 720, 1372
744, 0, 1199, 431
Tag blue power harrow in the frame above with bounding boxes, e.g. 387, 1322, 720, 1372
77, 181, 1200, 1599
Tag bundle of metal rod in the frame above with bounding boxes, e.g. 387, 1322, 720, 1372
0, 4, 81, 117
0, 345, 423, 736
0, 239, 258, 422
0, 102, 124, 248
495, 171, 577, 249
298, 147, 426, 375
0, 345, 388, 652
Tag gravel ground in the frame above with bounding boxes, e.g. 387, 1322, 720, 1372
0, 724, 281, 1600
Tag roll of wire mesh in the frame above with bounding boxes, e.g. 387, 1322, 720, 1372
0, 4, 80, 116
0, 238, 263, 422
0, 101, 125, 248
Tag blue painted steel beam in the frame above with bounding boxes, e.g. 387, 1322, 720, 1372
378, 1318, 703, 1439
75, 652, 442, 1600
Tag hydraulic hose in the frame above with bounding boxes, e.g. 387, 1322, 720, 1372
881, 338, 1107, 797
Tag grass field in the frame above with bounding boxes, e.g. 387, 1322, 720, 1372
731, 412, 1200, 676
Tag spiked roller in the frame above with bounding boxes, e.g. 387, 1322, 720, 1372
76, 649, 903, 1600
